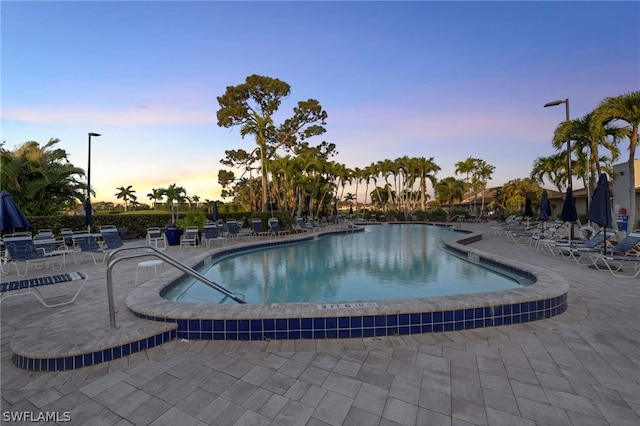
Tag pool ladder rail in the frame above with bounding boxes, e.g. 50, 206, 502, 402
105, 246, 245, 330
444, 215, 465, 228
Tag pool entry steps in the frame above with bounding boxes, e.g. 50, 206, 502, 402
11, 225, 568, 371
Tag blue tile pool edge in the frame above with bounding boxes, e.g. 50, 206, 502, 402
12, 328, 177, 372
129, 226, 569, 342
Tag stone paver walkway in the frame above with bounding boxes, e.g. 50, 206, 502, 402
1, 222, 638, 425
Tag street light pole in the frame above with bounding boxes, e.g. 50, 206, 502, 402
87, 132, 101, 231
544, 99, 572, 239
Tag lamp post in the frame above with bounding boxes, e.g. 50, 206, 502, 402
87, 132, 101, 231
544, 98, 572, 240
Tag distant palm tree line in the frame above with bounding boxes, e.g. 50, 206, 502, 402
1, 88, 637, 223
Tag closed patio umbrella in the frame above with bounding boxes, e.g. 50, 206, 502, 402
586, 173, 613, 254
538, 190, 551, 222
0, 190, 32, 232
212, 201, 220, 222
84, 198, 93, 230
561, 187, 578, 243
524, 197, 533, 218
560, 188, 578, 223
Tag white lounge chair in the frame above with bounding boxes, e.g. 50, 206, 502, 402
0, 271, 89, 307
180, 226, 200, 250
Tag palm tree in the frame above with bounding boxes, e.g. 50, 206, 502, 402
378, 159, 396, 211
436, 177, 465, 210
352, 167, 363, 212
530, 153, 567, 195
455, 156, 478, 212
592, 91, 640, 229
553, 112, 622, 208
1, 139, 85, 215
114, 185, 137, 212
414, 157, 440, 211
147, 188, 165, 210
473, 159, 495, 216
500, 178, 542, 212
163, 183, 189, 223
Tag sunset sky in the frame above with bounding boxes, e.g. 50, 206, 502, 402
2, 1, 638, 204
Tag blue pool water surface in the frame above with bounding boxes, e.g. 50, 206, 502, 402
163, 224, 532, 304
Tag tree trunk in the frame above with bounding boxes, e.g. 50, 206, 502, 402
259, 141, 268, 212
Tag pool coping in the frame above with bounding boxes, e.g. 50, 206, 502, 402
126, 224, 569, 340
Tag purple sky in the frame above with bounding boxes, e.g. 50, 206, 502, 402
2, 1, 638, 203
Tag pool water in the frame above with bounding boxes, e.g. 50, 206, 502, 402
164, 224, 531, 304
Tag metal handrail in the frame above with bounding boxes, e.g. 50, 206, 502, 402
444, 215, 465, 228
105, 245, 245, 329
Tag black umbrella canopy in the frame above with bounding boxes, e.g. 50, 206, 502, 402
212, 202, 221, 221
0, 190, 32, 232
586, 173, 613, 228
84, 198, 94, 226
538, 190, 551, 222
560, 187, 578, 223
587, 173, 613, 254
524, 197, 533, 218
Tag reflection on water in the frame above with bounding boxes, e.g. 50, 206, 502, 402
169, 225, 526, 304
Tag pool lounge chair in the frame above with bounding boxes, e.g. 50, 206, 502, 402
73, 232, 110, 265
251, 219, 270, 238
202, 224, 226, 247
100, 226, 125, 250
60, 228, 76, 248
0, 271, 90, 307
588, 254, 640, 278
546, 230, 614, 263
226, 220, 241, 241
146, 227, 167, 249
295, 217, 314, 233
180, 226, 200, 250
269, 218, 290, 236
587, 232, 640, 275
3, 234, 64, 276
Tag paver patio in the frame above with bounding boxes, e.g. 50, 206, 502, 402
1, 222, 638, 425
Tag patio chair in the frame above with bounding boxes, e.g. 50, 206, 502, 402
551, 230, 615, 263
33, 236, 74, 266
0, 238, 7, 274
226, 220, 241, 241
60, 228, 76, 248
33, 229, 58, 242
3, 234, 63, 277
202, 224, 226, 247
72, 232, 110, 265
268, 218, 290, 236
587, 232, 640, 274
0, 271, 89, 307
146, 227, 167, 249
180, 226, 200, 249
295, 217, 314, 233
100, 226, 125, 250
251, 219, 270, 238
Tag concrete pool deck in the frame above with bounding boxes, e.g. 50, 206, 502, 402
1, 222, 639, 425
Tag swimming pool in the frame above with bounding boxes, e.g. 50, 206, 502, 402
163, 225, 532, 304
127, 224, 568, 341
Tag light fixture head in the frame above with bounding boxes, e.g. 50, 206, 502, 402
543, 100, 565, 108
88, 132, 101, 137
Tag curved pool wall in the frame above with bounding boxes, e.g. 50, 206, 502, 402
127, 224, 568, 341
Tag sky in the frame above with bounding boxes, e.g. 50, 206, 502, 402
2, 1, 639, 205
